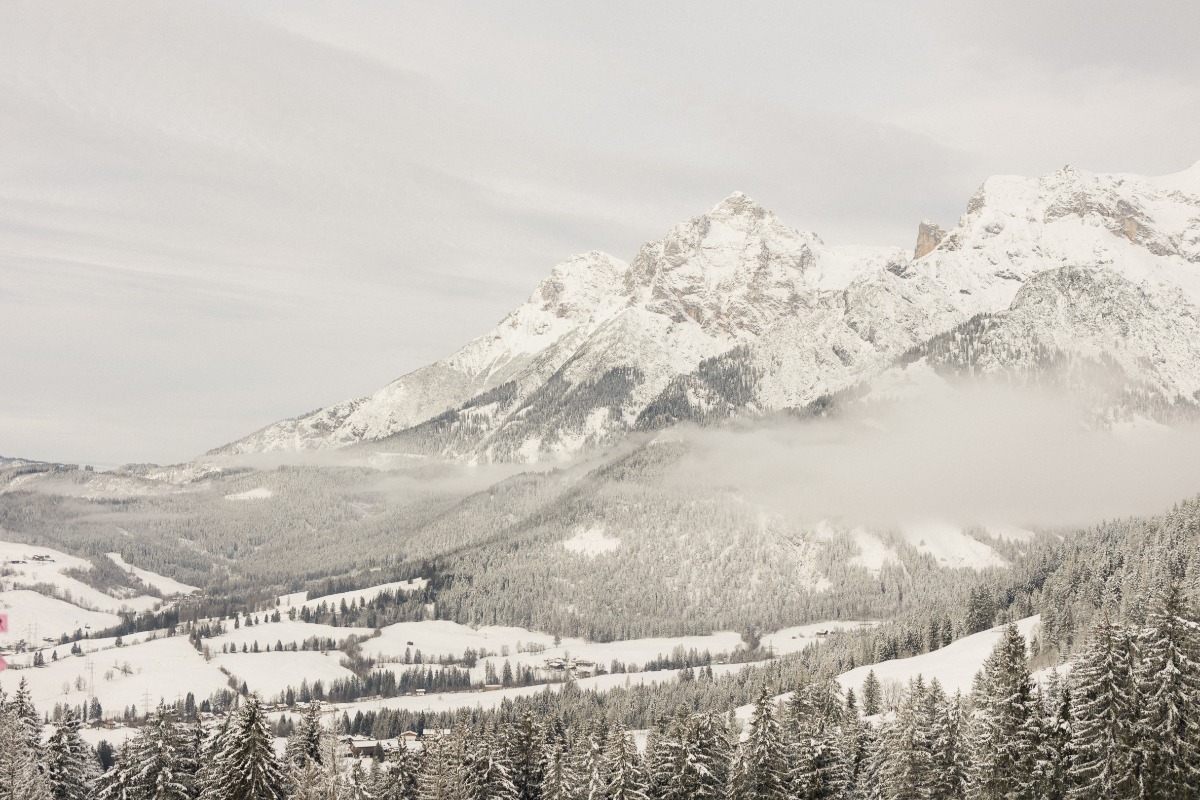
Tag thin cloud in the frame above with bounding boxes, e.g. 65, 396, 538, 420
667, 385, 1200, 529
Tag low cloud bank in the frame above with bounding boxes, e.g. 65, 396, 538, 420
668, 385, 1200, 529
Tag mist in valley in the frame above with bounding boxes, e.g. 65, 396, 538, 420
665, 382, 1200, 531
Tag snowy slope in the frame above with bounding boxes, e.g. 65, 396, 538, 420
106, 553, 198, 597
835, 615, 1042, 698
215, 251, 631, 455
0, 540, 162, 616
214, 161, 1200, 462
733, 616, 1043, 726
0, 636, 232, 714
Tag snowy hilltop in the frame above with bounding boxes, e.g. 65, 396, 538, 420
212, 161, 1200, 462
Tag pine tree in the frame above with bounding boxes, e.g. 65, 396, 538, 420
1064, 618, 1135, 799
504, 713, 543, 800
676, 713, 729, 800
377, 741, 421, 800
1032, 673, 1071, 800
729, 689, 786, 800
540, 736, 579, 800
575, 719, 609, 800
965, 624, 1040, 800
0, 700, 51, 800
288, 758, 335, 800
128, 703, 196, 800
861, 671, 882, 717
45, 708, 96, 800
604, 723, 647, 800
10, 678, 43, 755
874, 677, 933, 800
1133, 582, 1200, 800
342, 761, 372, 800
419, 734, 466, 800
201, 695, 289, 800
785, 679, 848, 800
925, 683, 966, 800
643, 720, 679, 800
94, 743, 135, 800
464, 728, 518, 800
285, 702, 326, 768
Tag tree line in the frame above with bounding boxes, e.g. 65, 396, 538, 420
3, 580, 1197, 799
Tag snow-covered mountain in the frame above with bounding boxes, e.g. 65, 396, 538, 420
214, 161, 1200, 462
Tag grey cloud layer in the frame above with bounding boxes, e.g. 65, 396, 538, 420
668, 386, 1200, 529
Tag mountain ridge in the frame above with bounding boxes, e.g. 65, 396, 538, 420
211, 161, 1200, 463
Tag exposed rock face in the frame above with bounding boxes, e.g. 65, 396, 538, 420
213, 161, 1200, 461
913, 220, 946, 259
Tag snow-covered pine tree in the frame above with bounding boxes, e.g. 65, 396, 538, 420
1133, 582, 1200, 799
874, 677, 933, 800
285, 702, 326, 767
1066, 616, 1140, 800
127, 703, 196, 800
924, 682, 966, 800
729, 688, 786, 800
1032, 671, 1071, 800
201, 695, 289, 800
196, 712, 231, 800
862, 671, 882, 717
342, 761, 372, 800
94, 743, 134, 800
643, 718, 681, 800
9, 678, 43, 755
418, 732, 467, 800
575, 718, 609, 800
45, 708, 95, 800
288, 757, 335, 800
376, 740, 421, 800
540, 736, 580, 800
504, 712, 543, 800
676, 712, 730, 800
965, 624, 1040, 800
463, 728, 518, 800
0, 699, 51, 800
785, 679, 848, 799
603, 722, 647, 800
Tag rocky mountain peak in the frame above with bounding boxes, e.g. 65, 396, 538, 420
530, 250, 630, 320
913, 220, 946, 259
624, 194, 821, 335
705, 191, 769, 222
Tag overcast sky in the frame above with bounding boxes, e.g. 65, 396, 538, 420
2, 0, 1198, 466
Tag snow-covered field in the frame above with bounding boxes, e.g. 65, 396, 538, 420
209, 619, 375, 651
0, 590, 119, 648
106, 553, 198, 597
0, 636, 231, 714
329, 661, 757, 719
214, 650, 357, 697
1, 593, 872, 728
0, 540, 162, 633
224, 487, 274, 501
276, 579, 427, 613
361, 620, 560, 663
561, 526, 621, 556
760, 621, 876, 656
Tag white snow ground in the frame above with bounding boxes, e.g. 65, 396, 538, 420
106, 553, 198, 597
